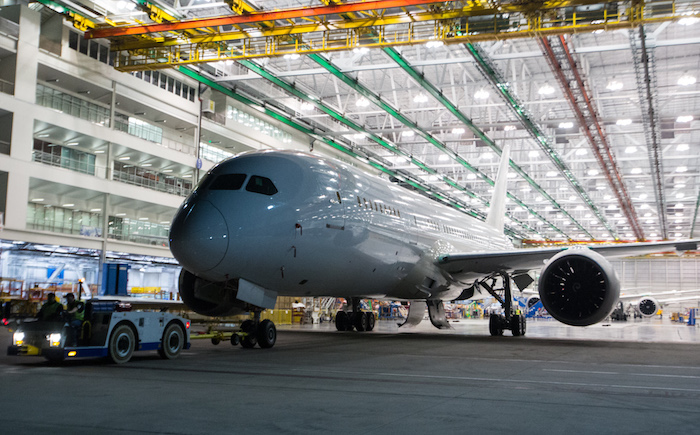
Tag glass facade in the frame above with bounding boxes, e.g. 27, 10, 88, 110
108, 216, 169, 247
227, 106, 292, 144
113, 161, 192, 196
114, 113, 163, 144
35, 84, 110, 126
33, 140, 96, 175
26, 204, 102, 237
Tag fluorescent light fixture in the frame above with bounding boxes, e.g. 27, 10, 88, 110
300, 102, 314, 111
587, 169, 599, 176
182, 174, 192, 178
616, 118, 632, 126
425, 39, 444, 48
283, 53, 301, 60
402, 130, 414, 137
558, 122, 574, 128
676, 143, 689, 151
438, 155, 449, 162
677, 74, 696, 86
503, 125, 516, 131
32, 198, 44, 202
546, 171, 557, 177
118, 156, 130, 160
625, 146, 637, 153
528, 150, 539, 158
138, 217, 149, 220
356, 97, 370, 107
413, 93, 428, 103
676, 166, 688, 173
451, 127, 465, 134
482, 152, 494, 160
62, 203, 75, 207
162, 169, 173, 173
353, 47, 369, 55
679, 15, 699, 26
115, 213, 127, 216
95, 150, 105, 154
575, 148, 587, 156
90, 208, 101, 212
538, 84, 555, 95
142, 163, 152, 167
474, 89, 489, 100
65, 142, 79, 146
37, 134, 50, 138
606, 80, 623, 91
676, 115, 693, 123
630, 168, 642, 174
639, 194, 648, 200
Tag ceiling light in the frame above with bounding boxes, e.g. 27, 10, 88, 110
676, 166, 688, 173
95, 150, 105, 154
115, 213, 126, 216
675, 212, 684, 217
467, 173, 477, 180
356, 97, 370, 107
676, 115, 694, 123
142, 163, 152, 167
639, 194, 648, 200
604, 195, 612, 200
625, 146, 637, 153
438, 155, 449, 162
528, 150, 539, 158
413, 93, 428, 103
62, 203, 74, 207
482, 152, 494, 160
679, 15, 699, 26
675, 203, 684, 208
402, 130, 414, 137
538, 84, 555, 95
353, 133, 366, 140
575, 148, 587, 156
676, 193, 685, 200
283, 53, 301, 60
162, 169, 173, 173
353, 47, 369, 55
118, 156, 130, 160
676, 143, 689, 151
677, 73, 696, 86
616, 118, 632, 126
182, 174, 192, 178
546, 171, 557, 177
558, 122, 574, 129
587, 169, 599, 176
630, 168, 642, 174
32, 198, 44, 202
452, 127, 465, 134
644, 212, 652, 217
300, 102, 314, 111
503, 125, 516, 132
425, 39, 444, 49
608, 205, 616, 210
606, 79, 623, 91
675, 183, 686, 189
138, 217, 149, 220
474, 89, 489, 100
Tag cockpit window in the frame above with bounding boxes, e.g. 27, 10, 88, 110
246, 175, 278, 196
209, 174, 247, 190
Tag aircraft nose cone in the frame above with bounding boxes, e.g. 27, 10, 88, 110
169, 199, 228, 273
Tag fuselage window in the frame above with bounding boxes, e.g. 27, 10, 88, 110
208, 173, 247, 190
246, 175, 278, 196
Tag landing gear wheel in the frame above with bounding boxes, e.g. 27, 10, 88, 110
354, 312, 368, 332
511, 314, 522, 337
489, 315, 504, 337
366, 312, 375, 331
240, 320, 258, 348
335, 311, 349, 331
109, 324, 136, 364
257, 319, 276, 349
159, 323, 185, 359
211, 337, 221, 345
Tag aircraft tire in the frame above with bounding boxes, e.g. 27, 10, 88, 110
240, 320, 258, 348
354, 312, 368, 332
257, 319, 276, 349
489, 315, 504, 337
511, 315, 522, 337
335, 311, 349, 331
366, 312, 375, 331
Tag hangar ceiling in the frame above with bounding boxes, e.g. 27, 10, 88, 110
33, 0, 700, 243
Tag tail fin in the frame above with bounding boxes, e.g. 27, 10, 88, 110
485, 144, 511, 233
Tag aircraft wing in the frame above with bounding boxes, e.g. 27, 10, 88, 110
437, 239, 700, 281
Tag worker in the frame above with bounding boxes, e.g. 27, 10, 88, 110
37, 292, 63, 322
64, 293, 84, 346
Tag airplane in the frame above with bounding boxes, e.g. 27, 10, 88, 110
168, 145, 699, 348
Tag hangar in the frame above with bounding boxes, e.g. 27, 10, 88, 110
0, 0, 698, 317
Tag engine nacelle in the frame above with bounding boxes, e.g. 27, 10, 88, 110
538, 248, 620, 326
178, 269, 247, 317
637, 297, 659, 317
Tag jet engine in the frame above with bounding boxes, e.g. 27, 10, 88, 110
178, 269, 247, 317
538, 248, 620, 326
636, 297, 659, 317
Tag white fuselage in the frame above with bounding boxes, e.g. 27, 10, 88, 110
169, 150, 512, 301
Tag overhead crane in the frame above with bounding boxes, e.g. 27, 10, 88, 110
82, 0, 699, 72
539, 35, 644, 240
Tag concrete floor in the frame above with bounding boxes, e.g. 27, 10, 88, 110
1, 318, 700, 434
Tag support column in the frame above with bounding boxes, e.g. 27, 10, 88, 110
4, 170, 29, 230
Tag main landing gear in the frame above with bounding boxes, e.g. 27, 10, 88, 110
335, 297, 376, 332
478, 272, 526, 337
